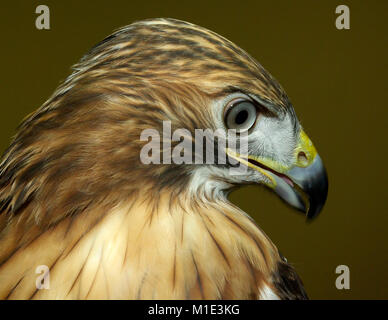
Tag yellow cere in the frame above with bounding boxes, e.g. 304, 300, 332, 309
294, 130, 317, 168
225, 130, 317, 189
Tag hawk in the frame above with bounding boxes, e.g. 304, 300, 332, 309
0, 18, 328, 299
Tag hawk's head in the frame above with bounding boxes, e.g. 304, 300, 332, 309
0, 18, 327, 231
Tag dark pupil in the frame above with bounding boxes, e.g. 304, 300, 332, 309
235, 110, 248, 125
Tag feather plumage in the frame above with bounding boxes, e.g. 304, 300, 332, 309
0, 18, 308, 299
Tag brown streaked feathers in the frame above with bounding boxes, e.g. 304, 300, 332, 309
0, 18, 307, 299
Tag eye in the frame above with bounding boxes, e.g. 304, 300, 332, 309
224, 99, 258, 132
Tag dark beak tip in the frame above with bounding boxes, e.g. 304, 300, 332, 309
306, 211, 320, 222
305, 183, 328, 221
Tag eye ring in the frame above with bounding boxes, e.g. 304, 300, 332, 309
224, 98, 258, 132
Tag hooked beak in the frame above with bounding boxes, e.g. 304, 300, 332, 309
227, 130, 328, 220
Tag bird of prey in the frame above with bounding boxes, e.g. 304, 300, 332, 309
0, 18, 328, 300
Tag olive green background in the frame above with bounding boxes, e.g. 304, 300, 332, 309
1, 0, 387, 299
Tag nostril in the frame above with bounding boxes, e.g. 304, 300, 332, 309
298, 151, 309, 166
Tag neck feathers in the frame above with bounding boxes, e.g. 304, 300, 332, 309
0, 186, 282, 299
